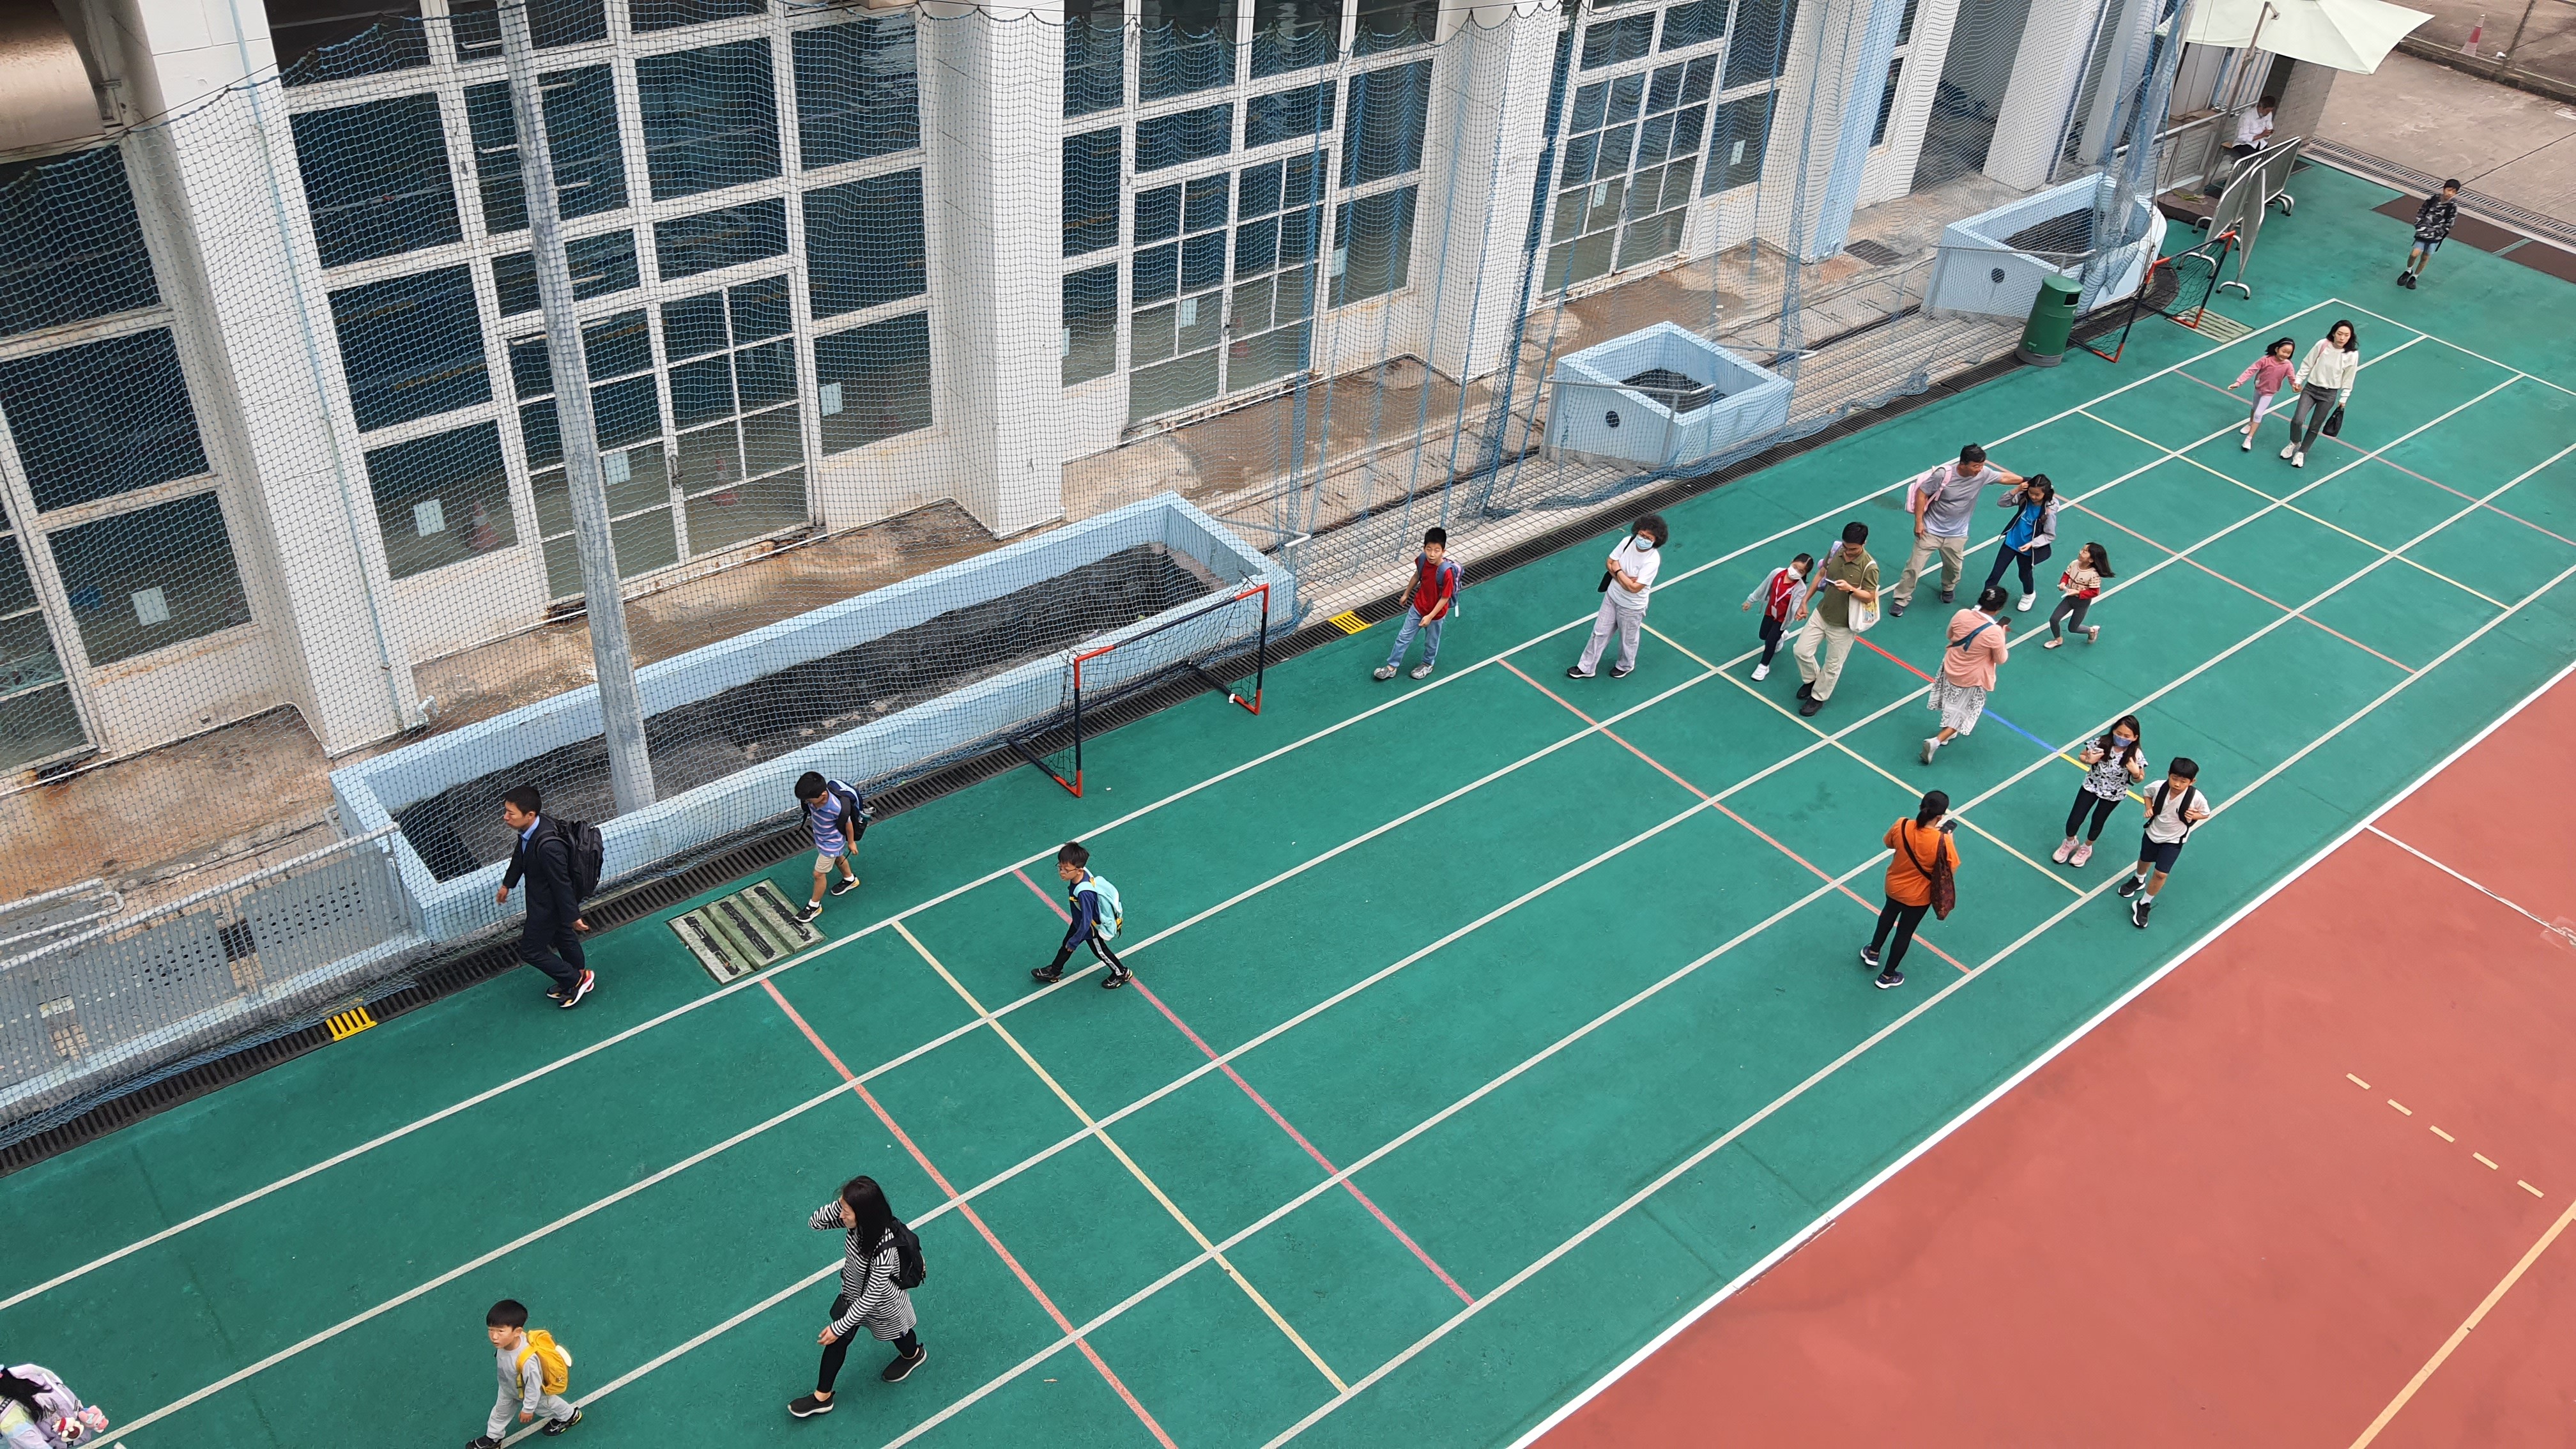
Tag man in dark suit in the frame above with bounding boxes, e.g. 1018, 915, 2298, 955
496, 786, 595, 1009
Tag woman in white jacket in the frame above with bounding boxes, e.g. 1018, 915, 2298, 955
2280, 319, 2359, 468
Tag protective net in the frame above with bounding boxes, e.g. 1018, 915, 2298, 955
0, 0, 2217, 1135
1017, 581, 1272, 797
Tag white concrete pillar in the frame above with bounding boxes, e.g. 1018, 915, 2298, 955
1420, 4, 1561, 383
1983, 0, 2097, 188
116, 0, 422, 753
917, 3, 1068, 538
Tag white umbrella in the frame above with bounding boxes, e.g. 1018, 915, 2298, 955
2185, 0, 2432, 72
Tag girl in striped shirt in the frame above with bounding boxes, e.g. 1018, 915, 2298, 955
789, 1176, 923, 1418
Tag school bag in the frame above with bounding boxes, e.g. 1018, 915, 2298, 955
516, 1331, 572, 1397
549, 819, 605, 902
801, 778, 872, 834
1078, 874, 1126, 942
1415, 553, 1463, 620
2148, 781, 2205, 841
888, 1218, 927, 1291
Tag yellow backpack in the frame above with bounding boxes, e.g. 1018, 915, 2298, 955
516, 1330, 572, 1397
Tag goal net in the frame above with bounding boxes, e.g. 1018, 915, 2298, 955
1015, 583, 1271, 798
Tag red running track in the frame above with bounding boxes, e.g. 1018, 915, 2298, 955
1538, 670, 2576, 1448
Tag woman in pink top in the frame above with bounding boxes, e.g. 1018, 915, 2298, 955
2228, 337, 2299, 452
1922, 585, 2012, 765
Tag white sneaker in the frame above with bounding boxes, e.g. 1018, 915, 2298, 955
1920, 737, 1941, 765
2241, 434, 2254, 451
1751, 663, 1770, 680
2016, 593, 2034, 612
1409, 662, 1432, 680
2279, 442, 2297, 460
1372, 664, 1397, 680
2293, 450, 2306, 468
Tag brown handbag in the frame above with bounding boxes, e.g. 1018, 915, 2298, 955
1906, 822, 1958, 920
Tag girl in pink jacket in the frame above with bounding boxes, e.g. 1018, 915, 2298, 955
2230, 337, 2298, 451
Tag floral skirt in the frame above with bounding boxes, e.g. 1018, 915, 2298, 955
1927, 678, 1988, 734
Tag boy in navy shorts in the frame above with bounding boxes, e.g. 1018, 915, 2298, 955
2118, 757, 2212, 929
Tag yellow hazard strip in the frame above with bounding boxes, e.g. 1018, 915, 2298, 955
325, 1006, 376, 1041
1328, 611, 1368, 634
890, 921, 1348, 1392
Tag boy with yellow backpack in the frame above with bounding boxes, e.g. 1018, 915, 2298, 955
470, 1299, 580, 1445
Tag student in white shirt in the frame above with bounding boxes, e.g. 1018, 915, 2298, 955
1567, 514, 1667, 680
2279, 319, 2359, 468
2117, 756, 2214, 930
2228, 98, 2274, 158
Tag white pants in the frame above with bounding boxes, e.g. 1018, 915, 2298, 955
1576, 597, 1645, 673
492, 1387, 579, 1438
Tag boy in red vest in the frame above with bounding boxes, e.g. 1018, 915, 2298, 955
1740, 551, 1812, 681
1373, 528, 1460, 682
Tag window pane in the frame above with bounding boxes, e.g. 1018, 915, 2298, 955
584, 309, 655, 380
1065, 0, 1126, 117
814, 312, 932, 453
0, 145, 160, 337
1140, 0, 1237, 102
675, 421, 740, 493
1238, 160, 1282, 218
1724, 0, 1798, 90
448, 0, 608, 57
1609, 73, 1644, 123
1342, 61, 1431, 187
1137, 104, 1234, 173
49, 492, 251, 664
0, 330, 208, 512
1705, 91, 1775, 194
1063, 128, 1124, 257
806, 169, 926, 318
654, 199, 788, 279
1873, 58, 1903, 146
794, 16, 922, 169
730, 275, 792, 342
1245, 80, 1335, 147
1181, 231, 1226, 291
540, 443, 671, 530
1333, 184, 1416, 306
1581, 12, 1653, 68
1571, 80, 1607, 133
1131, 303, 1176, 364
290, 94, 462, 268
663, 291, 730, 360
631, 0, 763, 35
1133, 243, 1179, 304
670, 355, 736, 427
611, 505, 678, 576
491, 229, 640, 316
735, 338, 799, 408
740, 404, 802, 475
636, 42, 781, 201
1062, 264, 1119, 387
330, 266, 490, 431
592, 376, 663, 448
1353, 0, 1437, 55
1135, 183, 1181, 243
463, 67, 627, 235
279, 12, 429, 87
1232, 319, 1308, 386
686, 469, 806, 553
364, 421, 516, 579
1660, 0, 1726, 50
1184, 173, 1230, 230
1251, 0, 1336, 76
1128, 349, 1218, 424
0, 680, 84, 770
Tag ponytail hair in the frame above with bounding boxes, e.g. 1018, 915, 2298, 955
1915, 790, 1949, 826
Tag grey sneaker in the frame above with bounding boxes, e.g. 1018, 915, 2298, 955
1409, 662, 1432, 680
1372, 664, 1397, 680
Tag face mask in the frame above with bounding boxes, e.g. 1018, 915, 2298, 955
1631, 536, 1654, 550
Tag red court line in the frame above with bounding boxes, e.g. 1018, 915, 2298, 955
759, 979, 1179, 1448
2169, 364, 2576, 548
1009, 869, 1476, 1304
2063, 500, 2416, 671
1496, 659, 1968, 973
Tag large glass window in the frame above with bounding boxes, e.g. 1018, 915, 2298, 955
1062, 264, 1119, 387
805, 170, 926, 319
463, 66, 628, 234
661, 277, 807, 559
1140, 0, 1237, 102
1137, 104, 1235, 172
1723, 0, 1798, 90
1873, 57, 1903, 146
1252, 0, 1336, 77
816, 311, 932, 453
1127, 172, 1229, 423
793, 16, 921, 168
364, 420, 518, 580
47, 492, 250, 666
636, 42, 781, 201
632, 0, 763, 34
507, 310, 680, 595
0, 526, 85, 769
1581, 12, 1655, 68
330, 266, 491, 431
654, 199, 788, 280
1333, 185, 1414, 305
290, 93, 463, 268
273, 0, 428, 87
1064, 128, 1125, 256
1704, 91, 1774, 194
0, 146, 160, 338
446, 0, 610, 56
1341, 61, 1430, 186
1660, 0, 1726, 51
1065, 0, 1126, 118
491, 229, 640, 317
1547, 55, 1713, 289
1229, 154, 1319, 387
1245, 80, 1334, 147
0, 330, 209, 512
1353, 0, 1438, 55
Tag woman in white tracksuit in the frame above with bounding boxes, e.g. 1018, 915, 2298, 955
1568, 514, 1667, 680
2280, 319, 2360, 468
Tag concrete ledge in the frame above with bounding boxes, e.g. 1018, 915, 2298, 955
1926, 174, 2166, 321
1544, 322, 1794, 470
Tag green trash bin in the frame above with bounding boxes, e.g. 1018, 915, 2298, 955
2016, 274, 2082, 367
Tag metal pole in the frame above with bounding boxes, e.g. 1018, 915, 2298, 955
496, 0, 656, 814
2497, 0, 2541, 70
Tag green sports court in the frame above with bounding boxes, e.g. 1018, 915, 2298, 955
7, 162, 2575, 1448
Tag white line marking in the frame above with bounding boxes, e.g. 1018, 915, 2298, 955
2364, 825, 2552, 929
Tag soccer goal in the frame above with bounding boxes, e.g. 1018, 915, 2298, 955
1011, 582, 1272, 798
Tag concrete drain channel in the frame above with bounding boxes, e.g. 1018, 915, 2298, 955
670, 879, 822, 983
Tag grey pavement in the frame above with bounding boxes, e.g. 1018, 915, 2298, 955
2317, 49, 2576, 221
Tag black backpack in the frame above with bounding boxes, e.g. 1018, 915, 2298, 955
551, 818, 606, 901
888, 1218, 926, 1291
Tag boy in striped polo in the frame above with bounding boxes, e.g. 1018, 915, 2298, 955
792, 772, 867, 924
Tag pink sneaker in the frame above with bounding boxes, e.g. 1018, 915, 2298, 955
2070, 841, 2094, 867
2051, 838, 2076, 863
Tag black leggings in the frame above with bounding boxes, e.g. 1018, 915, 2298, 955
2048, 593, 2092, 640
1869, 898, 1930, 972
1757, 613, 1785, 666
819, 1294, 919, 1392
1983, 541, 2050, 595
2064, 788, 2121, 841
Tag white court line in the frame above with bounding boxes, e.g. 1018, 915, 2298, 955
2364, 825, 2554, 929
2331, 302, 2576, 401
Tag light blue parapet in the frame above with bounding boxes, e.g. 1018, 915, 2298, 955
333, 494, 1291, 943
1924, 173, 2168, 321
1544, 321, 1794, 470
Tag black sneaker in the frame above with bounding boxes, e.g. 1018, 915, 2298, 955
1030, 964, 1064, 984
788, 1394, 835, 1418
1874, 968, 1905, 990
1796, 680, 1813, 700
558, 969, 595, 1009
1100, 970, 1130, 990
1889, 598, 1908, 617
2396, 269, 2411, 285
2116, 873, 2145, 900
1939, 588, 1954, 604
1859, 946, 1880, 969
468, 1438, 505, 1448
1565, 666, 1594, 680
1798, 696, 1823, 717
2131, 898, 2152, 929
542, 1408, 583, 1436
830, 876, 861, 896
881, 1345, 928, 1382
794, 901, 823, 923
1609, 662, 1634, 678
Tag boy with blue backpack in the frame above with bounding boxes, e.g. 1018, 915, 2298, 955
793, 772, 870, 924
1372, 528, 1459, 683
1030, 840, 1129, 989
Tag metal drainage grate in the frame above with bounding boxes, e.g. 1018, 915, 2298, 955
1844, 238, 1905, 266
670, 879, 821, 984
2179, 309, 2253, 343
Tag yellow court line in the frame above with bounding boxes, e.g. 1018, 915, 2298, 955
1644, 624, 2086, 894
2075, 408, 2510, 608
2349, 1194, 2576, 1447
890, 921, 1349, 1392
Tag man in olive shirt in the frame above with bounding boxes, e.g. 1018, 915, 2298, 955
1793, 521, 1879, 717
